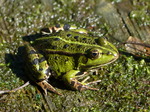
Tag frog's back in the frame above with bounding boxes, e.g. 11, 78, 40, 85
58, 31, 98, 45
33, 31, 101, 55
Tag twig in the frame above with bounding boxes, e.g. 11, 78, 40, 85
0, 81, 30, 94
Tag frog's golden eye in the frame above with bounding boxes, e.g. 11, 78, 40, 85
89, 49, 100, 59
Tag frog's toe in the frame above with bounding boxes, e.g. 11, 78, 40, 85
85, 80, 101, 85
37, 81, 62, 95
70, 79, 99, 91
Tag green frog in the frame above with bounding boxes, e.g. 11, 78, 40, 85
24, 24, 119, 95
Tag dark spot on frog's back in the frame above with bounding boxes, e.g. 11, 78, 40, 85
82, 38, 86, 40
55, 24, 60, 28
32, 58, 39, 65
63, 24, 70, 31
67, 34, 72, 37
63, 44, 69, 48
74, 36, 79, 40
54, 38, 60, 41
77, 45, 82, 48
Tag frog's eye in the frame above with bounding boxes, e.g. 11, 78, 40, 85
89, 49, 101, 59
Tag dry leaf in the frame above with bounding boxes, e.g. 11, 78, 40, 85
125, 36, 150, 56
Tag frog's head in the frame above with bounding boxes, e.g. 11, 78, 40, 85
80, 38, 119, 70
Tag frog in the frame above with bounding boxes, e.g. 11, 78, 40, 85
24, 24, 119, 95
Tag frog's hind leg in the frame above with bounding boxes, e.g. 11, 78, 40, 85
37, 81, 62, 95
63, 70, 100, 91
25, 44, 61, 95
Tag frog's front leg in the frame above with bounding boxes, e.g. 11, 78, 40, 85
63, 70, 100, 91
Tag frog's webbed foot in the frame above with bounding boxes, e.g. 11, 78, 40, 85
37, 81, 62, 95
63, 70, 101, 91
70, 78, 101, 91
